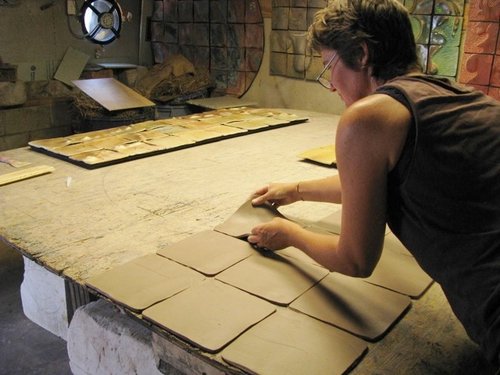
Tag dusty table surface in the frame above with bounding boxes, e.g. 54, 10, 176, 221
0, 109, 494, 374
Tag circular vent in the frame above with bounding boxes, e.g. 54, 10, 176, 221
80, 0, 122, 45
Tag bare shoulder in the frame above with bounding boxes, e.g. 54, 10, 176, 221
337, 94, 412, 171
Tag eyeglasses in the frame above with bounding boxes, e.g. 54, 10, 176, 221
315, 53, 339, 90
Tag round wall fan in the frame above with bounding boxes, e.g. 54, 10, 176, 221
80, 0, 122, 45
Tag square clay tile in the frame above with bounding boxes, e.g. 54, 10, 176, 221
272, 6, 289, 30
468, 0, 500, 22
152, 1, 163, 21
163, 0, 178, 22
228, 0, 245, 23
210, 0, 227, 23
214, 199, 287, 238
427, 44, 459, 76
245, 47, 264, 72
85, 254, 205, 312
292, 0, 308, 6
157, 230, 254, 276
193, 0, 209, 22
463, 21, 499, 54
177, 0, 193, 22
245, 0, 263, 23
308, 0, 328, 7
221, 309, 367, 375
406, 0, 434, 15
270, 52, 289, 76
289, 7, 308, 31
459, 53, 494, 85
245, 24, 264, 49
364, 244, 434, 298
215, 252, 329, 305
143, 279, 276, 353
290, 272, 411, 340
488, 86, 500, 101
490, 55, 500, 86
410, 15, 431, 44
430, 15, 463, 46
270, 30, 290, 52
227, 24, 245, 47
434, 0, 464, 15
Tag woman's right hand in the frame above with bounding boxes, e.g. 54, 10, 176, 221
251, 182, 301, 207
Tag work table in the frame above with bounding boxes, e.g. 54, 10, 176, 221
0, 109, 493, 374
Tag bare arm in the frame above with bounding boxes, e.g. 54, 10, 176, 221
249, 94, 411, 276
251, 175, 342, 207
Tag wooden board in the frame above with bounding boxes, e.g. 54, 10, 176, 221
0, 165, 54, 186
72, 77, 155, 111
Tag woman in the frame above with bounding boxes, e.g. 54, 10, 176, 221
248, 0, 500, 367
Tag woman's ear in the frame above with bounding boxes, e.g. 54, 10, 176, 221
359, 42, 370, 69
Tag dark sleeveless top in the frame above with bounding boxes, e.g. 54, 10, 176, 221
376, 75, 500, 364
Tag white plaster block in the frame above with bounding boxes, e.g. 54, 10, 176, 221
152, 332, 226, 375
67, 299, 163, 375
20, 256, 68, 340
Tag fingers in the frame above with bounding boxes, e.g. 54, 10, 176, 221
251, 185, 270, 206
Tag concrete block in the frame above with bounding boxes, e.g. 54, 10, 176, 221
67, 299, 163, 375
20, 256, 68, 340
0, 81, 26, 107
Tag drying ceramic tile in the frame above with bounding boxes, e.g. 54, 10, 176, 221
175, 128, 225, 143
290, 272, 411, 341
157, 230, 254, 276
143, 279, 276, 353
364, 245, 433, 298
145, 135, 195, 150
216, 252, 329, 305
221, 309, 367, 375
29, 107, 308, 168
298, 144, 337, 166
205, 124, 247, 137
112, 141, 160, 156
214, 199, 287, 238
86, 254, 204, 312
69, 149, 124, 165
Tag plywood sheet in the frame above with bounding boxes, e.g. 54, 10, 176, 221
290, 273, 411, 341
221, 309, 367, 375
85, 254, 205, 312
72, 77, 155, 111
54, 47, 89, 86
157, 230, 255, 276
143, 279, 276, 353
216, 252, 328, 305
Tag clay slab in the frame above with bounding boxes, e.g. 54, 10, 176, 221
290, 272, 411, 341
364, 245, 433, 298
143, 279, 276, 353
214, 199, 287, 238
222, 309, 367, 375
216, 252, 329, 305
157, 230, 255, 276
85, 254, 205, 312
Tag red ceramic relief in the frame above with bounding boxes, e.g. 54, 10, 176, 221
463, 21, 499, 54
488, 86, 500, 101
459, 53, 493, 85
491, 55, 500, 86
468, 0, 500, 21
